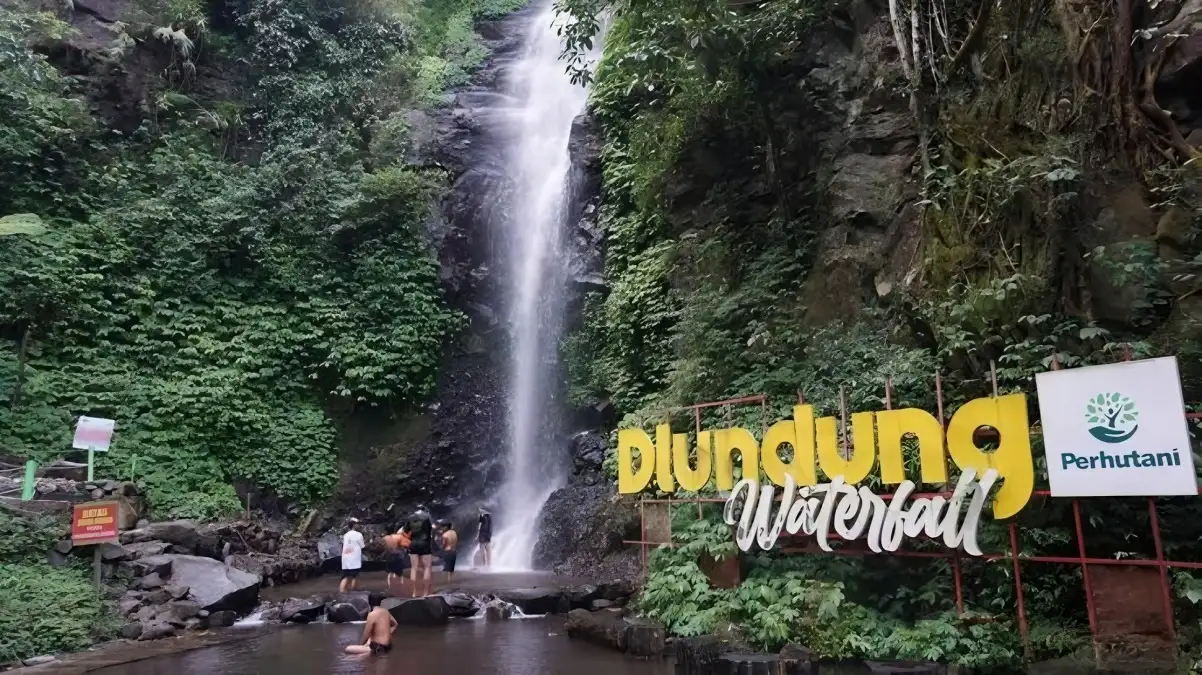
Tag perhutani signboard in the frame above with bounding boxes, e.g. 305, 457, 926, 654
1036, 356, 1198, 498
616, 395, 1033, 556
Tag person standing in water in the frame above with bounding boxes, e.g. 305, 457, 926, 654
383, 528, 410, 595
344, 592, 396, 657
477, 507, 492, 568
439, 520, 458, 583
407, 508, 434, 597
339, 518, 365, 593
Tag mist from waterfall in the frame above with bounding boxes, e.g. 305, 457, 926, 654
488, 3, 600, 571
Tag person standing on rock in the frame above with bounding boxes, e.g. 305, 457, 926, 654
339, 518, 365, 593
439, 520, 458, 583
344, 592, 396, 657
477, 507, 493, 568
407, 508, 434, 597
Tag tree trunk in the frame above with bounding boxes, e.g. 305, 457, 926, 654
11, 323, 31, 409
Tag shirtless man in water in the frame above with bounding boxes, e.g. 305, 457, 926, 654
439, 520, 458, 583
344, 592, 396, 657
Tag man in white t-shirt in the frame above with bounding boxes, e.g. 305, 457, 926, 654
339, 518, 365, 593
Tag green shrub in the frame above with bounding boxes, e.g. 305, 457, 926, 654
0, 512, 66, 563
0, 563, 116, 660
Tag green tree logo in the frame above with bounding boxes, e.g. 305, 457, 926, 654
1085, 393, 1138, 443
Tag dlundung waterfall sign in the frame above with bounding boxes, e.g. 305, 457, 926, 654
616, 394, 1034, 556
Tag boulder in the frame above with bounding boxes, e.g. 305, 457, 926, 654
53, 540, 73, 555
484, 604, 513, 621
439, 592, 480, 618
564, 609, 664, 657
121, 521, 202, 548
167, 584, 190, 600
137, 622, 176, 641
133, 556, 173, 578
383, 596, 450, 626
595, 580, 635, 603
140, 554, 261, 613
137, 573, 165, 590
316, 531, 342, 566
134, 605, 159, 623
48, 549, 70, 567
864, 662, 940, 674
565, 608, 626, 651
624, 619, 667, 658
144, 589, 171, 606
675, 635, 742, 675
495, 588, 570, 615
280, 598, 327, 623
565, 585, 600, 608
204, 610, 238, 628
718, 653, 808, 674
327, 597, 370, 623
119, 623, 143, 640
161, 600, 202, 625
119, 596, 143, 615
125, 541, 170, 559
590, 599, 613, 611
98, 542, 130, 562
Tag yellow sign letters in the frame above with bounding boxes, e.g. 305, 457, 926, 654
617, 394, 1033, 519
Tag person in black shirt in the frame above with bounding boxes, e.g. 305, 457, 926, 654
477, 507, 492, 568
407, 508, 434, 597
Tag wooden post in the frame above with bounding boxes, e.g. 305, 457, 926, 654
87, 446, 95, 482
92, 546, 103, 595
130, 454, 138, 481
10, 323, 30, 408
21, 460, 36, 501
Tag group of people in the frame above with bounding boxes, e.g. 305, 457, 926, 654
339, 507, 495, 658
337, 506, 495, 597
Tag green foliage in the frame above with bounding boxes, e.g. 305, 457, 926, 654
0, 562, 116, 661
638, 513, 1050, 667
0, 214, 46, 237
0, 0, 482, 518
0, 511, 66, 563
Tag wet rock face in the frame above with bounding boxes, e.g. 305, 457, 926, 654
327, 5, 608, 535
532, 433, 641, 580
564, 111, 606, 323
328, 8, 537, 526
796, 16, 922, 325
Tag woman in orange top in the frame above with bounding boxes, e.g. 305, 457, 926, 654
385, 528, 412, 594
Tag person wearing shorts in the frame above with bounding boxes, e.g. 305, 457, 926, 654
344, 593, 396, 657
383, 532, 410, 594
439, 520, 458, 582
477, 507, 492, 568
339, 518, 364, 593
407, 509, 434, 597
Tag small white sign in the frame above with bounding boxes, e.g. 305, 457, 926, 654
72, 416, 116, 452
1036, 357, 1197, 497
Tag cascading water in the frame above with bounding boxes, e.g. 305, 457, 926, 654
487, 3, 601, 571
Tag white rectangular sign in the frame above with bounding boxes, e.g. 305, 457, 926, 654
72, 416, 116, 452
1036, 356, 1197, 497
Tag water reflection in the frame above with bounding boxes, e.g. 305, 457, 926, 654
92, 619, 672, 675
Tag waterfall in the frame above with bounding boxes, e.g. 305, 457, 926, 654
488, 2, 600, 571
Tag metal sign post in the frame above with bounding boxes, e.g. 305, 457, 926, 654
21, 461, 36, 501
72, 500, 119, 595
72, 416, 115, 483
